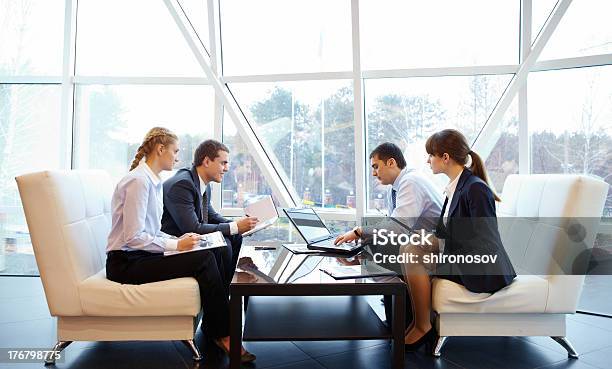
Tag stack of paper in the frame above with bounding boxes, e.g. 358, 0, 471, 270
163, 231, 227, 256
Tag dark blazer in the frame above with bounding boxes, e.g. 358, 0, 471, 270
435, 169, 516, 293
161, 166, 232, 237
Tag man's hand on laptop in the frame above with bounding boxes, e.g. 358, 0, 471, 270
237, 216, 259, 234
334, 227, 361, 245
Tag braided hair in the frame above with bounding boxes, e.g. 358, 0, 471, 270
129, 127, 179, 171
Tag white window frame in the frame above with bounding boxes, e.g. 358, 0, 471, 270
4, 0, 611, 221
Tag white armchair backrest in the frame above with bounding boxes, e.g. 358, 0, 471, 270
498, 174, 608, 312
16, 170, 113, 316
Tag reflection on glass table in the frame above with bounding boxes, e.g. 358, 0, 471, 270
233, 245, 401, 285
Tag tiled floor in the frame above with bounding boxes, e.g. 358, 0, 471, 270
1, 277, 611, 369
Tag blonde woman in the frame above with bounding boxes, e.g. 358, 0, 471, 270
105, 127, 255, 363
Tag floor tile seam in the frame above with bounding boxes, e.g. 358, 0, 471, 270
580, 356, 612, 369
170, 340, 192, 369
532, 359, 572, 369
579, 345, 612, 355
567, 318, 612, 333
510, 335, 574, 356
288, 341, 330, 369
443, 337, 570, 368
579, 343, 612, 357
259, 357, 323, 369
294, 340, 387, 360
306, 342, 470, 369
439, 355, 470, 369
570, 317, 612, 332
519, 336, 612, 356
303, 341, 390, 359
0, 316, 54, 325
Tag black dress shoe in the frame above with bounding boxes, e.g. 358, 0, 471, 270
404, 328, 436, 352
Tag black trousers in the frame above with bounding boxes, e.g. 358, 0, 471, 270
221, 234, 243, 286
106, 249, 230, 339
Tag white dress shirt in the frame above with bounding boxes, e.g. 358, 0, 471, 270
438, 172, 461, 253
106, 162, 178, 253
388, 169, 444, 231
443, 173, 461, 225
198, 175, 239, 235
362, 169, 443, 241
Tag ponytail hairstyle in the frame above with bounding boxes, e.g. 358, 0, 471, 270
129, 127, 179, 171
425, 129, 500, 201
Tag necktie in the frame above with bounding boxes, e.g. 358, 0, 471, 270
391, 188, 397, 212
201, 190, 209, 224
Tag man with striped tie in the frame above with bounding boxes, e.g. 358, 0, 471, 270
334, 142, 443, 328
161, 139, 258, 287
335, 142, 442, 245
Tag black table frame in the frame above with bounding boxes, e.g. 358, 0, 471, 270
229, 282, 406, 369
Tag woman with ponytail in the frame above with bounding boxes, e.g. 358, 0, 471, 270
105, 127, 255, 363
402, 129, 516, 351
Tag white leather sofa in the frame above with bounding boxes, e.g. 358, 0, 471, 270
432, 174, 609, 358
16, 170, 203, 364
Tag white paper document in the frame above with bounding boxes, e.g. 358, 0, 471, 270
242, 195, 279, 236
163, 231, 227, 256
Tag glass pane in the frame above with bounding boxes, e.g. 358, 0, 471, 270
0, 0, 64, 75
222, 80, 356, 210
178, 0, 209, 51
75, 85, 215, 183
364, 74, 513, 210
220, 0, 352, 75
0, 85, 63, 275
76, 0, 206, 76
531, 0, 557, 44
484, 97, 519, 194
539, 0, 612, 59
222, 114, 275, 208
529, 66, 612, 217
360, 0, 519, 70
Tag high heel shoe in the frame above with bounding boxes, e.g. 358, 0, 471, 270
404, 328, 436, 352
213, 339, 257, 363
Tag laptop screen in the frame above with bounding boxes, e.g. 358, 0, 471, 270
284, 208, 331, 243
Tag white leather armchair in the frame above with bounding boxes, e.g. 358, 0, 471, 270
431, 174, 609, 358
16, 170, 203, 364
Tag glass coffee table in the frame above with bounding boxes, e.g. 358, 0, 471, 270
229, 244, 406, 369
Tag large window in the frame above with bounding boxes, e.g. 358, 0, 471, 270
220, 0, 352, 75
360, 0, 519, 70
74, 85, 215, 181
537, 0, 612, 59
223, 81, 355, 210
76, 0, 206, 76
484, 97, 519, 194
2, 0, 611, 310
529, 66, 612, 216
0, 0, 65, 276
0, 85, 63, 275
364, 74, 514, 210
221, 114, 274, 208
0, 0, 64, 75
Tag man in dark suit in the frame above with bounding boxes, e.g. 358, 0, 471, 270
161, 140, 258, 285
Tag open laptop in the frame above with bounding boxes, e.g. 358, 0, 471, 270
283, 208, 364, 254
